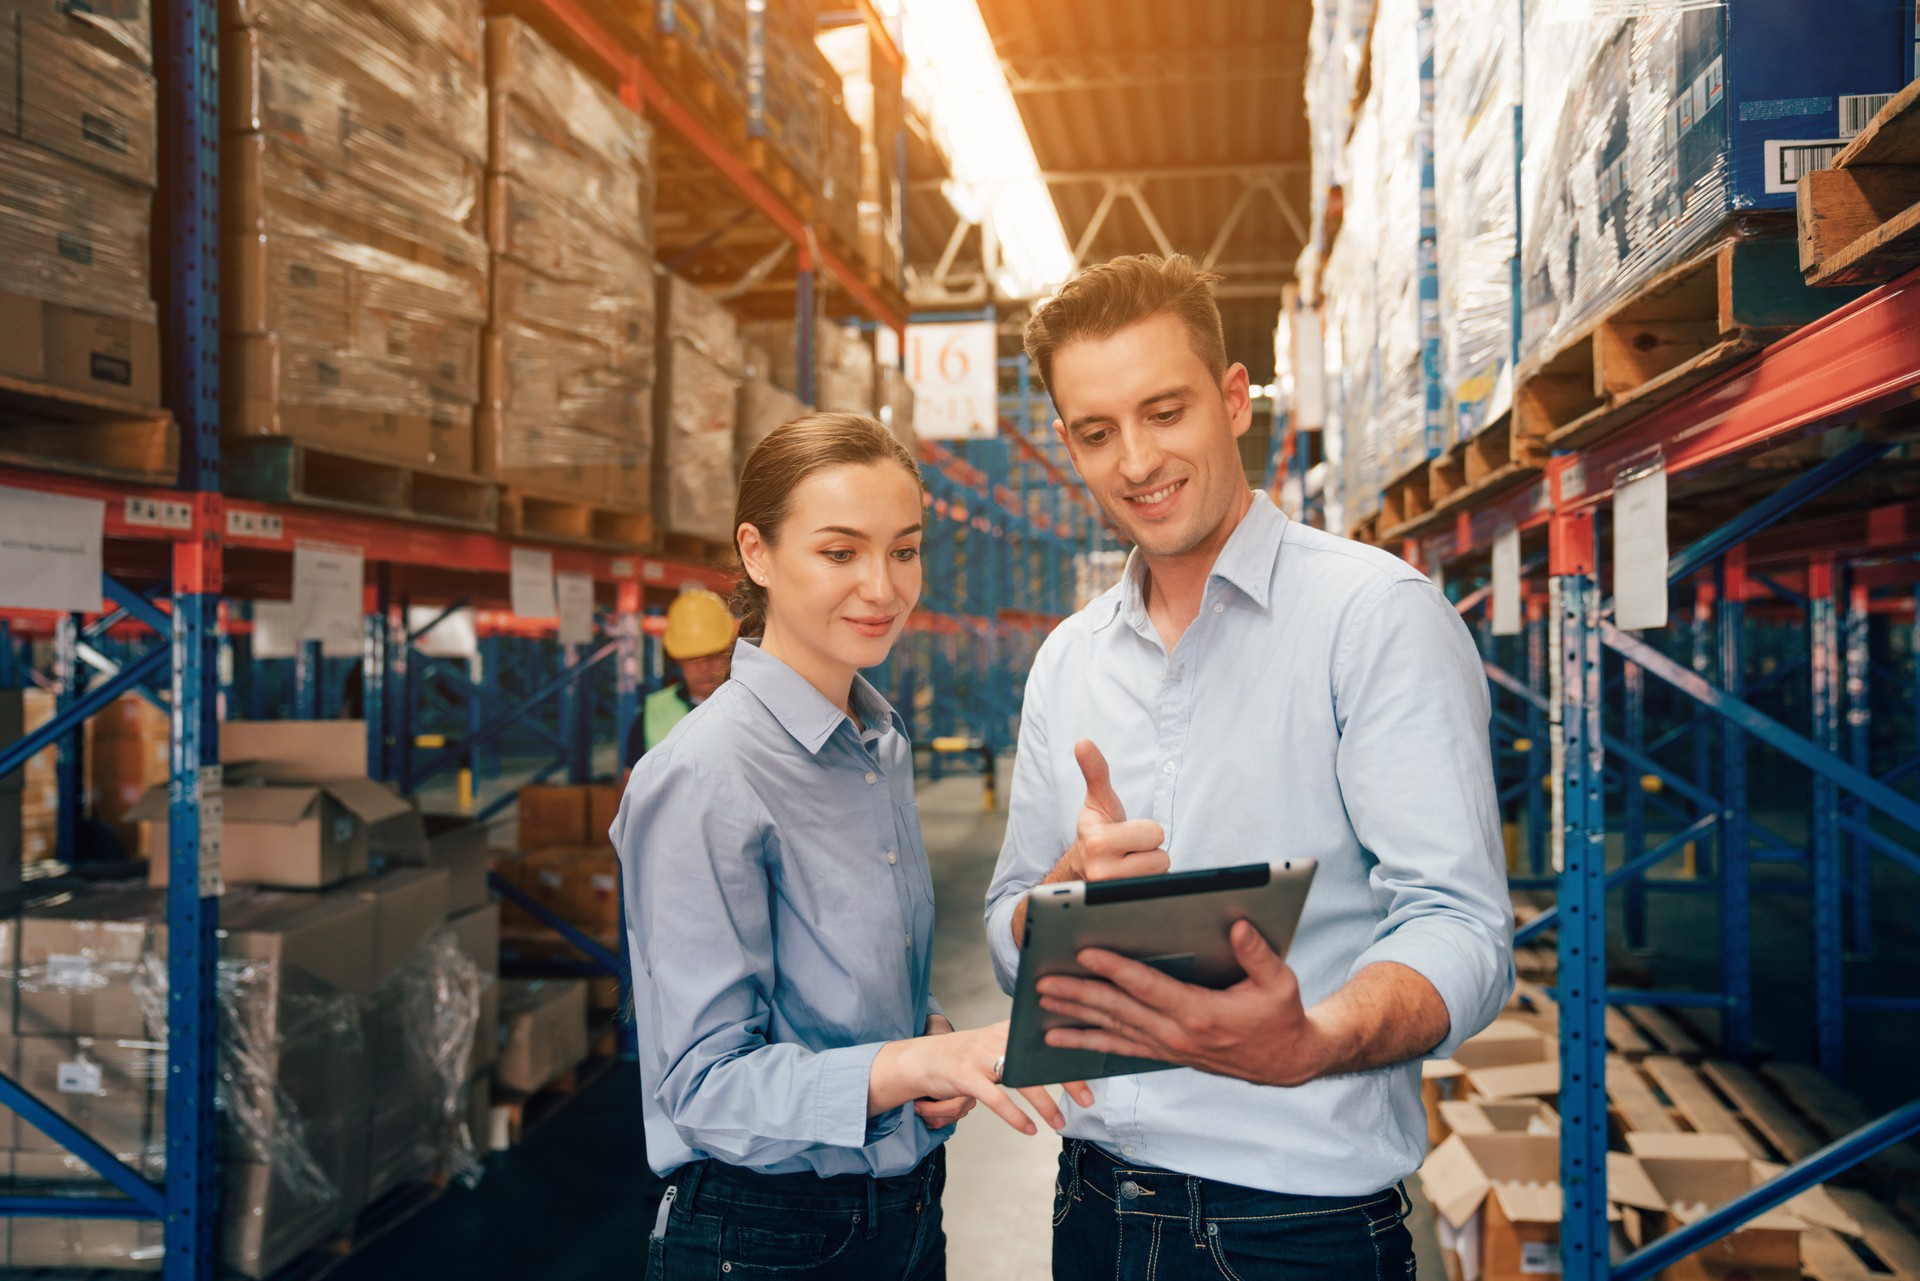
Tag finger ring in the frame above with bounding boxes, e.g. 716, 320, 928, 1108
991, 1055, 1005, 1083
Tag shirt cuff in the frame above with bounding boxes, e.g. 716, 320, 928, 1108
1351, 918, 1512, 1061
925, 994, 947, 1024
986, 895, 1022, 995
811, 1042, 897, 1149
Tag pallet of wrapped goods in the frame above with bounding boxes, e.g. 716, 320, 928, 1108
219, 0, 498, 526
878, 365, 916, 453
738, 370, 809, 472
744, 0, 824, 198
817, 55, 865, 260
817, 321, 877, 415
1514, 0, 1901, 454
1321, 101, 1381, 538
655, 0, 750, 130
483, 15, 656, 539
817, 23, 903, 287
656, 272, 745, 547
0, 3, 174, 482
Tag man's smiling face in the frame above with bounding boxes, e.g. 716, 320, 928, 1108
1049, 310, 1252, 559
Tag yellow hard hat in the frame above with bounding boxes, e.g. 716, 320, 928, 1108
663, 588, 736, 660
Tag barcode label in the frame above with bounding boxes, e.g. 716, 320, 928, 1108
47, 954, 94, 987
591, 874, 616, 893
1521, 1239, 1562, 1273
1839, 93, 1893, 137
1765, 139, 1846, 193
57, 1061, 103, 1095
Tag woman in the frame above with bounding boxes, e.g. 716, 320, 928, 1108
617, 413, 1088, 1280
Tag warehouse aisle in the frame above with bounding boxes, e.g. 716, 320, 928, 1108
334, 760, 1444, 1279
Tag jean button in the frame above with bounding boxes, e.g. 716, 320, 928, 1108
1120, 1180, 1140, 1200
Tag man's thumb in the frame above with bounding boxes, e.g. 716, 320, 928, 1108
1075, 739, 1125, 821
1232, 921, 1288, 983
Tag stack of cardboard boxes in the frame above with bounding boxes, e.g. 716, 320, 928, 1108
815, 24, 903, 288
0, 0, 160, 403
656, 274, 745, 542
221, 0, 489, 473
737, 340, 810, 473
1416, 986, 1865, 1281
815, 321, 878, 417
878, 365, 916, 454
0, 691, 22, 888
13, 689, 56, 867
0, 717, 514, 1272
480, 16, 656, 512
87, 693, 170, 863
657, 0, 749, 118
497, 783, 622, 1005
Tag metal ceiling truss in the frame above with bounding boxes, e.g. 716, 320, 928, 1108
1003, 46, 1303, 95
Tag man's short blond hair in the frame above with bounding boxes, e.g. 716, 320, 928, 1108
1023, 253, 1228, 401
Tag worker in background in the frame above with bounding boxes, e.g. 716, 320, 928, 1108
985, 254, 1513, 1280
617, 414, 1089, 1281
622, 588, 736, 770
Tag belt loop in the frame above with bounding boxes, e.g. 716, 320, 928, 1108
1186, 1174, 1206, 1245
864, 1175, 879, 1239
1065, 1139, 1085, 1203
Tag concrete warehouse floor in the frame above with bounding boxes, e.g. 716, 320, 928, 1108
337, 760, 1448, 1280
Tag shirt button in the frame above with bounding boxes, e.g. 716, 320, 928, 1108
1122, 1145, 1136, 1157
1213, 602, 1225, 614
904, 932, 912, 948
864, 771, 877, 785
887, 851, 897, 865
1162, 761, 1175, 775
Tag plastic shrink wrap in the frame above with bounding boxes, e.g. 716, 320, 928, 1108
1320, 103, 1381, 532
1519, 0, 1911, 367
1368, 0, 1429, 482
1435, 0, 1519, 440
658, 274, 744, 541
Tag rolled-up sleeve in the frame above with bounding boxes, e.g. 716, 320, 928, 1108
621, 755, 900, 1165
1333, 579, 1514, 1060
984, 650, 1060, 994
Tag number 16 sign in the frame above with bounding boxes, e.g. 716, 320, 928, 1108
905, 319, 998, 440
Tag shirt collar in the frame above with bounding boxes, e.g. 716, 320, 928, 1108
1094, 490, 1287, 632
727, 638, 905, 756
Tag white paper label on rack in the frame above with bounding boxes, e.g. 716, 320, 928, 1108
225, 509, 284, 541
57, 1061, 103, 1096
641, 561, 665, 583
511, 548, 556, 619
126, 496, 193, 530
556, 572, 595, 647
292, 542, 364, 657
610, 558, 635, 579
0, 485, 103, 613
1491, 525, 1522, 636
198, 764, 223, 898
1614, 463, 1670, 631
406, 605, 477, 659
250, 600, 297, 660
46, 954, 94, 988
1520, 1239, 1561, 1274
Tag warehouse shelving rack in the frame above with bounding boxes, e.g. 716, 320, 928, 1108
1383, 267, 1920, 1277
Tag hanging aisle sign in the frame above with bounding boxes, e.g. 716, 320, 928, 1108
1491, 525, 1521, 636
510, 547, 556, 619
0, 485, 103, 613
556, 572, 595, 647
905, 320, 998, 439
291, 542, 364, 657
1614, 457, 1669, 631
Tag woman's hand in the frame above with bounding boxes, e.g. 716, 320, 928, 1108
912, 1015, 978, 1130
871, 1020, 1096, 1135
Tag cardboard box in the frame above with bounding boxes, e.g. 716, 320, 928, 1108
1421, 1133, 1580, 1281
466, 975, 500, 1077
1425, 1020, 1557, 1144
134, 771, 407, 889
415, 824, 493, 915
223, 1157, 353, 1280
17, 9, 158, 187
222, 719, 369, 778
8, 1184, 166, 1269
494, 979, 587, 1094
587, 785, 621, 845
0, 291, 161, 404
447, 902, 500, 977
1438, 1099, 1560, 1138
15, 888, 162, 1038
10, 1033, 167, 1159
517, 784, 588, 847
355, 867, 450, 984
511, 844, 620, 937
1610, 1132, 1861, 1279
464, 1071, 492, 1151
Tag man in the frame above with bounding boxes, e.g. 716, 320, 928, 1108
984, 254, 1512, 1279
624, 588, 735, 769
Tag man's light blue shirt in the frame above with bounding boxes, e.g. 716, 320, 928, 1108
614, 639, 945, 1178
985, 493, 1513, 1196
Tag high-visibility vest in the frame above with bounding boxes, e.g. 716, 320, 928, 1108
642, 683, 694, 754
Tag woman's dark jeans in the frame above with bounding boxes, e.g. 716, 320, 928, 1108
646, 1147, 946, 1280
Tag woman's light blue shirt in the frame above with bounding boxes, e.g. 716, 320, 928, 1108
613, 639, 946, 1178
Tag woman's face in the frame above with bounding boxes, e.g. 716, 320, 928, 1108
743, 461, 924, 676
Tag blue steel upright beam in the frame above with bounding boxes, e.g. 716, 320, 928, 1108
53, 614, 85, 861
1810, 560, 1846, 1077
294, 639, 321, 719
1844, 581, 1873, 955
1623, 660, 1649, 951
1526, 603, 1548, 873
794, 251, 815, 405
1553, 509, 1608, 1281
1719, 553, 1754, 1057
1691, 582, 1716, 878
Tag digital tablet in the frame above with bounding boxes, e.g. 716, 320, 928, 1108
1002, 859, 1317, 1088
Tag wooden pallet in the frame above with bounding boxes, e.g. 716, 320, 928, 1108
492, 1047, 616, 1148
656, 530, 734, 566
1515, 235, 1856, 455
744, 137, 816, 220
1379, 412, 1551, 542
225, 439, 499, 531
0, 373, 178, 484
1799, 77, 1920, 287
498, 488, 652, 549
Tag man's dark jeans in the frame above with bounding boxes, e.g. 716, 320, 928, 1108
1052, 1139, 1416, 1280
646, 1147, 946, 1280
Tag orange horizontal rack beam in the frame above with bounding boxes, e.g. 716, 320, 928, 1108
534, 0, 906, 335
0, 466, 735, 594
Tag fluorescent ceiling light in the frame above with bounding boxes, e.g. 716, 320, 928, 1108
879, 0, 1073, 298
